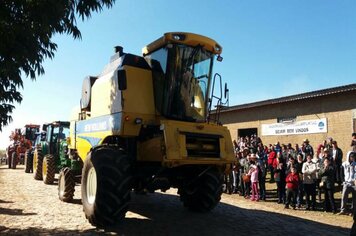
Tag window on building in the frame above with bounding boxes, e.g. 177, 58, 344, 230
277, 116, 296, 124
238, 128, 258, 138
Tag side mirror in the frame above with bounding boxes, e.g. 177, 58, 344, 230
224, 83, 229, 99
117, 70, 127, 90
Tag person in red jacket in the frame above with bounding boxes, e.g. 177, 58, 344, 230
268, 146, 276, 182
285, 167, 300, 209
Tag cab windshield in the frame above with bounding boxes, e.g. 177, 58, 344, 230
25, 127, 39, 142
146, 44, 214, 121
47, 125, 70, 143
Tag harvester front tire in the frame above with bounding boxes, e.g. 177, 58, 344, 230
11, 152, 17, 169
179, 168, 223, 212
43, 154, 56, 184
25, 151, 33, 173
81, 147, 132, 228
58, 167, 75, 202
33, 149, 43, 180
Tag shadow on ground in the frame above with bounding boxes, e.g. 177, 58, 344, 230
66, 198, 82, 205
0, 191, 352, 236
0, 207, 36, 216
0, 199, 13, 204
0, 198, 35, 216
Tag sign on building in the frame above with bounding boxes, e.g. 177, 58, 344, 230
261, 118, 327, 136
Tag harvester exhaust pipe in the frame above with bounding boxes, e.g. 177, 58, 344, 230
115, 46, 123, 55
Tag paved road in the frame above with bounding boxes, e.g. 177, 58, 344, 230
0, 164, 353, 235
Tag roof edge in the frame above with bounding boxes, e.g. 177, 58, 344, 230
223, 83, 356, 112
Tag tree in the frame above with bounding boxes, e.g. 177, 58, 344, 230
0, 0, 116, 131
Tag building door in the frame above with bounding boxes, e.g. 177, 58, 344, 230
238, 128, 258, 138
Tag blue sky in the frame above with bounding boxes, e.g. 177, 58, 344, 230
1, 0, 355, 149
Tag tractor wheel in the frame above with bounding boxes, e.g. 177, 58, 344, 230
33, 149, 43, 180
179, 168, 223, 212
25, 151, 33, 173
11, 152, 17, 169
81, 147, 132, 228
42, 154, 56, 184
58, 167, 75, 202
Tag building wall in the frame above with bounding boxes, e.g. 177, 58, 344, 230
220, 90, 356, 155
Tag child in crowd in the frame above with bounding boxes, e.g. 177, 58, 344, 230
248, 154, 259, 201
285, 167, 299, 209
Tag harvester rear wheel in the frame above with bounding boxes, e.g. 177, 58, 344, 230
58, 167, 75, 202
43, 154, 56, 184
11, 152, 17, 169
179, 168, 223, 212
25, 151, 33, 173
33, 149, 43, 180
81, 147, 132, 228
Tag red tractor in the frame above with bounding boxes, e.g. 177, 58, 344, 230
7, 124, 40, 169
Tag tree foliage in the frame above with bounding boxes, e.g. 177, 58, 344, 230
0, 0, 116, 131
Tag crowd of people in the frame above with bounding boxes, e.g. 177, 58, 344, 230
225, 133, 356, 215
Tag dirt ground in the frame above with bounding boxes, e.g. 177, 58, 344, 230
0, 164, 353, 235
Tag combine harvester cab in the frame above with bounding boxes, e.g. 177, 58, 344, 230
69, 32, 234, 228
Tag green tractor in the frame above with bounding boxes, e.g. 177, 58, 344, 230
33, 121, 82, 202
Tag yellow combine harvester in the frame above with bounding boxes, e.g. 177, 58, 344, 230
68, 32, 234, 227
